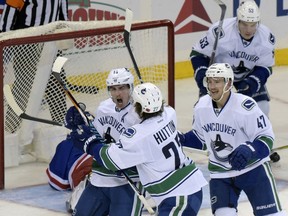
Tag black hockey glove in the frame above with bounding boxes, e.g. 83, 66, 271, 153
70, 125, 104, 154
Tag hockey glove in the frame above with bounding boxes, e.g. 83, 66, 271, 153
236, 78, 257, 97
64, 103, 88, 130
70, 125, 104, 154
228, 142, 254, 171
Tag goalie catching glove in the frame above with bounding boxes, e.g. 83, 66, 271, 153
70, 125, 105, 155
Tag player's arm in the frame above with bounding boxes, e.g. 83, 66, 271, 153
229, 105, 274, 171
228, 136, 272, 171
190, 50, 210, 96
237, 32, 275, 96
71, 125, 145, 172
236, 66, 272, 96
190, 23, 217, 97
178, 130, 206, 150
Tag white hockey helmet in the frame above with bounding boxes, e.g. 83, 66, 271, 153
237, 0, 260, 22
205, 63, 234, 83
106, 68, 134, 89
133, 82, 163, 113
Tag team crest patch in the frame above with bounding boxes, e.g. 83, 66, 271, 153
269, 33, 275, 45
122, 127, 136, 138
212, 26, 224, 39
242, 99, 256, 111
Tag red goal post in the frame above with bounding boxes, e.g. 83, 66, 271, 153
0, 19, 174, 189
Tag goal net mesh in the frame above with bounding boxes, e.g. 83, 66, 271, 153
0, 19, 174, 185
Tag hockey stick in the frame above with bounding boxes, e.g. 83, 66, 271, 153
3, 84, 63, 126
124, 8, 144, 84
272, 145, 288, 152
52, 56, 155, 215
52, 57, 91, 126
209, 0, 226, 66
183, 147, 209, 156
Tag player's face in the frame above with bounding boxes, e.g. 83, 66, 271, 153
238, 20, 258, 40
207, 77, 226, 101
109, 84, 131, 109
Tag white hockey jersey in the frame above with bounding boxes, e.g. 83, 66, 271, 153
193, 17, 275, 82
90, 98, 141, 187
98, 106, 207, 205
193, 92, 274, 179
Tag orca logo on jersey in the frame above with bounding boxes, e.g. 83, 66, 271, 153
242, 99, 256, 111
211, 134, 233, 162
122, 127, 136, 138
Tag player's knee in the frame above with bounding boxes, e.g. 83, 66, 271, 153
214, 207, 237, 216
264, 210, 288, 216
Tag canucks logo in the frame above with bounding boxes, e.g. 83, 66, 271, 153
242, 99, 256, 111
210, 134, 233, 162
212, 26, 224, 39
122, 127, 136, 138
269, 33, 275, 45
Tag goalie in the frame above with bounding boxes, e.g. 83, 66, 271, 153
46, 103, 93, 191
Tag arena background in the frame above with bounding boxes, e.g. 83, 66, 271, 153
67, 0, 288, 78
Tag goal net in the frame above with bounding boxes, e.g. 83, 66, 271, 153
0, 19, 174, 188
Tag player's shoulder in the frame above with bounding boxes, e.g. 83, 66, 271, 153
194, 95, 211, 110
209, 17, 236, 41
164, 105, 176, 114
230, 92, 258, 114
97, 98, 115, 112
256, 24, 275, 47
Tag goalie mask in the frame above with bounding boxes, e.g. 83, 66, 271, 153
237, 0, 260, 23
106, 68, 134, 94
133, 82, 163, 113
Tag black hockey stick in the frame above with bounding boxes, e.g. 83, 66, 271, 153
124, 8, 144, 84
209, 0, 226, 66
3, 84, 63, 126
52, 56, 154, 215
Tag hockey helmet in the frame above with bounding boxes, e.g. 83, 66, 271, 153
237, 0, 260, 23
106, 68, 134, 89
133, 82, 163, 113
205, 63, 234, 83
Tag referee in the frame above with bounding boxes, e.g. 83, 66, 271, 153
1, 0, 68, 133
0, 0, 68, 31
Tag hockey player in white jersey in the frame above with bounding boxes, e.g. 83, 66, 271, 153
71, 82, 208, 216
180, 63, 286, 216
190, 0, 275, 117
71, 68, 143, 216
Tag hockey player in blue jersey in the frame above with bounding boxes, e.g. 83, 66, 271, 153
71, 82, 208, 216
180, 63, 286, 216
